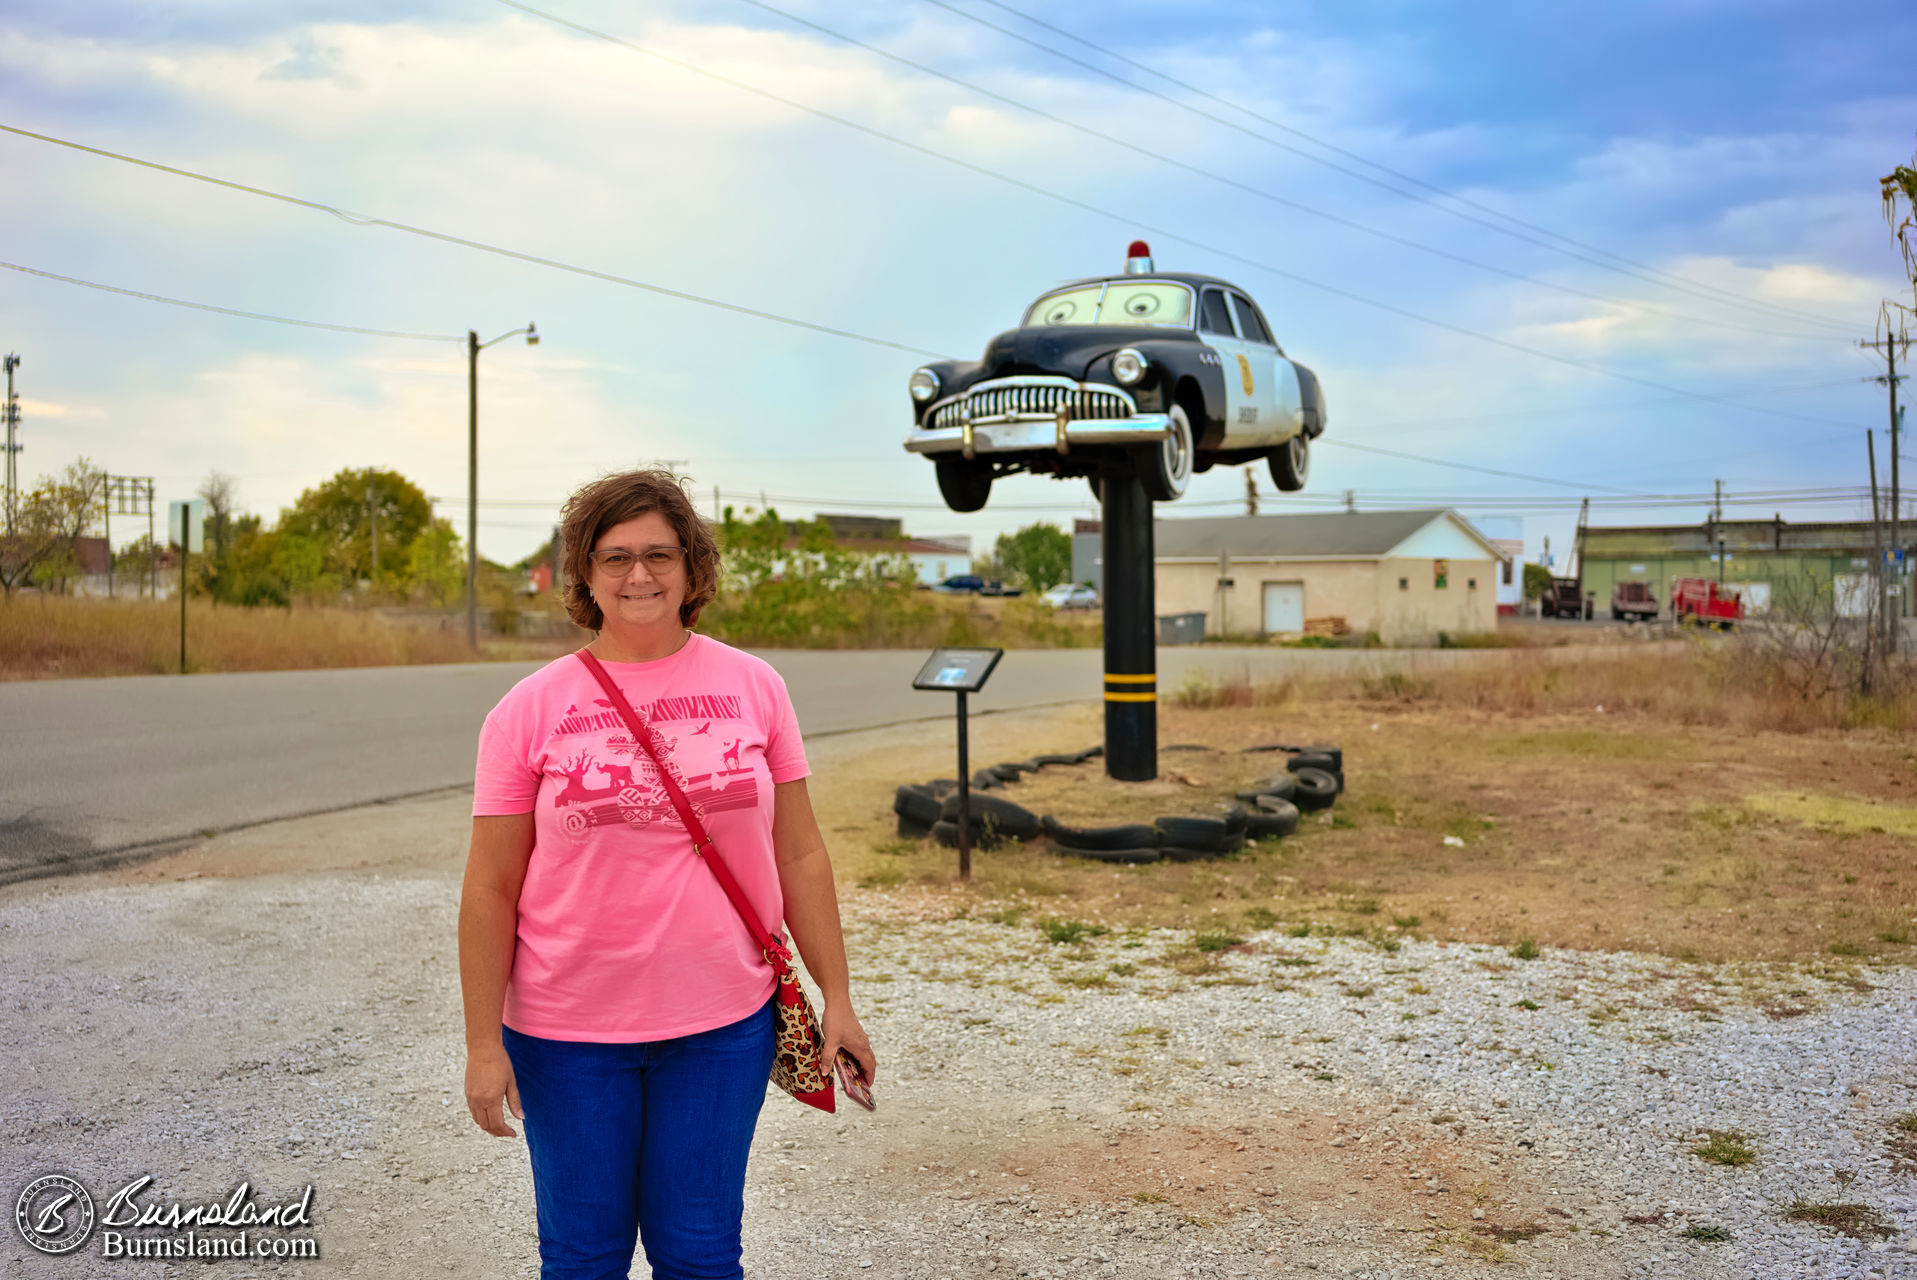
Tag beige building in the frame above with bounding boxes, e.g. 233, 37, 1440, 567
1155, 509, 1507, 644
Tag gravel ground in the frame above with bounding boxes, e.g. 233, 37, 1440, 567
3, 765, 1914, 1278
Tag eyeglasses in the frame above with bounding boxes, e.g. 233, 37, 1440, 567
589, 546, 686, 575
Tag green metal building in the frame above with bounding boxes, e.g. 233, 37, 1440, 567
1577, 517, 1908, 618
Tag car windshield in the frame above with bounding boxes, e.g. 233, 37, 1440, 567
1023, 281, 1193, 328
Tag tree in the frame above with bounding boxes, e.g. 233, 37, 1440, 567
278, 467, 436, 588
992, 522, 1073, 592
197, 470, 238, 562
0, 460, 105, 597
1884, 146, 1917, 309
1522, 563, 1553, 602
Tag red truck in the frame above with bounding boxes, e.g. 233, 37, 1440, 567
1671, 577, 1744, 628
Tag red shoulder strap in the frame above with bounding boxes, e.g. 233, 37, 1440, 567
574, 649, 793, 974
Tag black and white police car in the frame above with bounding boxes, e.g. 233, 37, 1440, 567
903, 242, 1328, 512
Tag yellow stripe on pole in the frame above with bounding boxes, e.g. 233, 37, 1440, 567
1103, 672, 1156, 683
1104, 691, 1157, 702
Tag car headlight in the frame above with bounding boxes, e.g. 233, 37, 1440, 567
909, 368, 941, 402
1111, 348, 1147, 386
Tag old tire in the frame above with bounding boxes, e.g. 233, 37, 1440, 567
1236, 775, 1297, 804
894, 784, 942, 826
1153, 814, 1233, 853
1162, 844, 1222, 863
935, 458, 993, 513
1040, 816, 1159, 851
898, 812, 934, 838
1135, 403, 1194, 502
1054, 844, 1161, 866
1291, 745, 1344, 772
1247, 800, 1299, 839
1032, 753, 1080, 768
932, 819, 1004, 850
940, 793, 1041, 841
1291, 767, 1339, 810
970, 769, 1001, 791
1269, 433, 1309, 492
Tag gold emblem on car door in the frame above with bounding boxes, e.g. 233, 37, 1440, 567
1235, 353, 1254, 396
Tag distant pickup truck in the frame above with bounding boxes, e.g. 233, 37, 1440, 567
927, 574, 1023, 597
1610, 580, 1659, 622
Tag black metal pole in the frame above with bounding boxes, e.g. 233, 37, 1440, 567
467, 330, 480, 652
1101, 472, 1156, 781
955, 689, 971, 880
179, 514, 188, 675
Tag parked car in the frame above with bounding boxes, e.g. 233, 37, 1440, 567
1040, 583, 1100, 610
1611, 580, 1658, 622
928, 574, 1022, 597
902, 242, 1328, 512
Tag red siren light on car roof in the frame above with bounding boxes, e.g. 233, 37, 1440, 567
1123, 240, 1153, 275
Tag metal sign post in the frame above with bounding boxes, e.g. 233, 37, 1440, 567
170, 500, 205, 674
912, 647, 1003, 881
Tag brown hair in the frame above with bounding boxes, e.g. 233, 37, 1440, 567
559, 471, 719, 630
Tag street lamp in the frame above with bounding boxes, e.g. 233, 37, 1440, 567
468, 323, 538, 651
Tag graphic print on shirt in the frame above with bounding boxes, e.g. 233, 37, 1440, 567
546, 689, 760, 839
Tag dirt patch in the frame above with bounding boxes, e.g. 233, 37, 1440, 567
821, 694, 1917, 967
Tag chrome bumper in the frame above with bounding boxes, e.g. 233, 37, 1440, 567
903, 413, 1173, 459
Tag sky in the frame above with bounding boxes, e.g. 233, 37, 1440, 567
3, 0, 1913, 569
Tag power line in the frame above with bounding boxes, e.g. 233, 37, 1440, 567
0, 125, 945, 360
0, 261, 462, 342
496, 5, 1862, 430
737, 0, 1850, 342
1315, 439, 1644, 494
958, 0, 1861, 336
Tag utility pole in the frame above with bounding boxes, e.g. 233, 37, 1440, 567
3, 354, 20, 536
1713, 479, 1725, 584
1869, 432, 1886, 668
1862, 333, 1908, 645
367, 480, 379, 581
466, 322, 539, 652
1343, 488, 1356, 513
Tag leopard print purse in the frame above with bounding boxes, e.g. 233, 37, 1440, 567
577, 650, 836, 1113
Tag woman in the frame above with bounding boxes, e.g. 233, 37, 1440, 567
459, 470, 876, 1280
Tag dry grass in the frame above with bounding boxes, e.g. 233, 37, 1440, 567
1781, 1197, 1895, 1239
816, 647, 1917, 965
0, 595, 575, 678
1175, 641, 1917, 735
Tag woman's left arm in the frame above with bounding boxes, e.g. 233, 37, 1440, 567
772, 777, 876, 1084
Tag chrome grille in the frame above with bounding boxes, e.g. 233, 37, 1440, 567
930, 379, 1135, 429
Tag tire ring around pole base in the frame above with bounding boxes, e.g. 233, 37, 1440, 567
1052, 844, 1162, 865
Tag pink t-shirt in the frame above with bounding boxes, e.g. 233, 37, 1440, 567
472, 634, 809, 1042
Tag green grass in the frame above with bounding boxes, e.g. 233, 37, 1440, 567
1038, 919, 1109, 945
1509, 938, 1541, 961
1190, 929, 1245, 953
1682, 1224, 1732, 1242
1690, 1131, 1756, 1167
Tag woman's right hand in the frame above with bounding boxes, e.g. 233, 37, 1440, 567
464, 1042, 524, 1138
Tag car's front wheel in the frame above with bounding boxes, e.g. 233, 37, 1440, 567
1134, 404, 1193, 502
934, 458, 993, 513
1270, 432, 1309, 491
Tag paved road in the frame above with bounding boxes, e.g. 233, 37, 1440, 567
0, 644, 1541, 881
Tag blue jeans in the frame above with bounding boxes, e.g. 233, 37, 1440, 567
502, 998, 776, 1280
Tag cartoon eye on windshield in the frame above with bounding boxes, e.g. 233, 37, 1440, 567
1042, 300, 1078, 324
1124, 295, 1160, 317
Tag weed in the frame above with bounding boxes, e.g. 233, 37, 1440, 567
1474, 1222, 1544, 1243
1191, 930, 1245, 953
1272, 955, 1316, 968
1430, 1113, 1458, 1125
1056, 971, 1112, 989
1406, 980, 1431, 994
1394, 915, 1424, 929
1509, 938, 1542, 961
1243, 906, 1280, 929
1781, 1197, 1894, 1239
1681, 1224, 1732, 1242
1107, 962, 1137, 977
1131, 1191, 1169, 1204
1514, 999, 1541, 1011
1287, 923, 1313, 938
1892, 1112, 1917, 1134
1039, 919, 1109, 945
1691, 1131, 1757, 1167
1123, 1025, 1172, 1041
